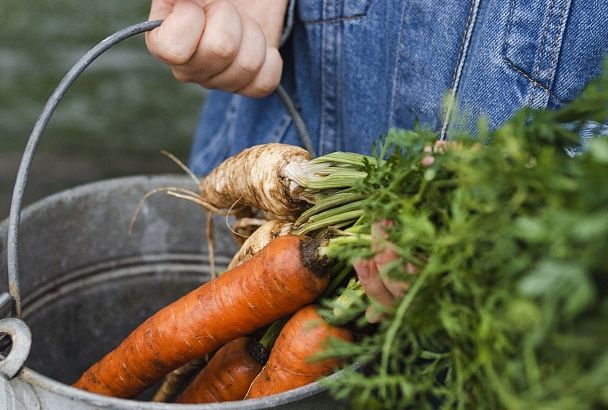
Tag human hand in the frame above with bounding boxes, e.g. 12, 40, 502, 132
353, 141, 450, 322
353, 221, 416, 323
146, 0, 288, 97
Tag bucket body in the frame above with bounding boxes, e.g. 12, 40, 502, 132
0, 176, 341, 409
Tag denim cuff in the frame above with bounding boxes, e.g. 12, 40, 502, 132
280, 0, 296, 47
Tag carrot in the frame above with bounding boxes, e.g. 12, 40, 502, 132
228, 219, 293, 270
73, 235, 329, 398
176, 337, 267, 404
246, 305, 352, 399
198, 143, 311, 217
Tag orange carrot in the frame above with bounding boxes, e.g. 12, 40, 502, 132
246, 305, 352, 399
73, 235, 329, 398
176, 337, 267, 404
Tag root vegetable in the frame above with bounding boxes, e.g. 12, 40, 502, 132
176, 337, 267, 404
246, 305, 352, 399
228, 220, 293, 270
151, 357, 207, 402
198, 143, 310, 217
73, 235, 329, 399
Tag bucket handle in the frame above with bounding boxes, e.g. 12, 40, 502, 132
0, 318, 32, 379
6, 20, 312, 318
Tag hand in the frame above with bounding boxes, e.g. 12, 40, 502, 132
353, 141, 450, 323
353, 221, 415, 323
146, 0, 288, 97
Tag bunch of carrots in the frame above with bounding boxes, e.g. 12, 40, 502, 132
73, 65, 608, 408
73, 143, 367, 403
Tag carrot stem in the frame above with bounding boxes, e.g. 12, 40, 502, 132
259, 317, 288, 349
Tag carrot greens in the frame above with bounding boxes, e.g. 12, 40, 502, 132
303, 67, 608, 409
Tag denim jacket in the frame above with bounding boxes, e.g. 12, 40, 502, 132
189, 0, 608, 175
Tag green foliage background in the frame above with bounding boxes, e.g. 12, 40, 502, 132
0, 0, 205, 217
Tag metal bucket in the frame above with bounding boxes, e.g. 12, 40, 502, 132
0, 20, 343, 410
0, 175, 342, 409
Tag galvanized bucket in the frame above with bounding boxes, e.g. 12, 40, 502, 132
0, 21, 342, 410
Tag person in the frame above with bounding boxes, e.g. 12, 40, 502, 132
146, 0, 608, 320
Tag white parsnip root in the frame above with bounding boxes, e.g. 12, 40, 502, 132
199, 144, 311, 218
228, 220, 293, 270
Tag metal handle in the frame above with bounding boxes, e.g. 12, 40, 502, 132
6, 20, 312, 318
0, 318, 32, 379
7, 20, 164, 318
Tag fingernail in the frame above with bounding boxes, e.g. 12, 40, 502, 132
366, 306, 382, 323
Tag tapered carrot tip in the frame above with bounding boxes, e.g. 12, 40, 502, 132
73, 235, 330, 398
246, 305, 352, 399
176, 337, 266, 404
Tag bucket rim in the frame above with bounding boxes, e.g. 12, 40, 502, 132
2, 174, 343, 408
18, 366, 339, 409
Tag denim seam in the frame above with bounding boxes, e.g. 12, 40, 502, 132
528, 0, 556, 106
501, 0, 570, 105
448, 0, 478, 99
320, 1, 328, 155
299, 0, 372, 24
501, 0, 516, 59
530, 0, 571, 107
388, 0, 411, 130
544, 0, 571, 103
336, 16, 344, 151
439, 0, 481, 140
280, 0, 297, 46
504, 59, 566, 104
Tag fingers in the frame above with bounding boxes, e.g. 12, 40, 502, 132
184, 1, 244, 77
353, 259, 396, 308
146, 0, 206, 65
203, 16, 266, 91
422, 140, 449, 167
371, 221, 410, 299
374, 246, 410, 299
354, 259, 395, 324
237, 47, 283, 98
146, 0, 283, 97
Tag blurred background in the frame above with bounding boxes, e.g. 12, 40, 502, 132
0, 0, 207, 218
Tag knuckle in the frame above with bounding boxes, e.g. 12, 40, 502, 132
253, 77, 280, 97
206, 38, 239, 61
237, 57, 264, 76
156, 44, 192, 65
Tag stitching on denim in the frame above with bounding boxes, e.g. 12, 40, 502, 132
388, 0, 411, 130
300, 0, 372, 24
502, 0, 571, 106
335, 2, 344, 151
501, 0, 517, 62
548, 1, 570, 74
448, 0, 477, 95
280, 0, 297, 46
544, 0, 572, 105
504, 58, 566, 104
533, 0, 555, 78
439, 0, 481, 140
320, 0, 328, 155
528, 0, 556, 106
